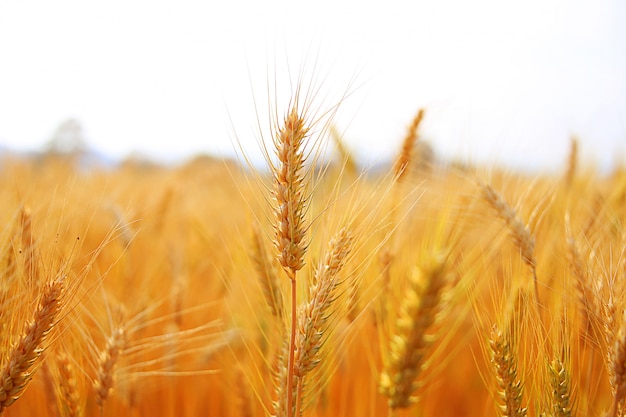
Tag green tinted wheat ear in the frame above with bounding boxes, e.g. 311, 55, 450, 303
379, 252, 448, 410
490, 324, 527, 417
547, 356, 573, 417
0, 275, 64, 415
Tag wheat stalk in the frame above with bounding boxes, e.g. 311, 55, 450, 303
0, 275, 65, 414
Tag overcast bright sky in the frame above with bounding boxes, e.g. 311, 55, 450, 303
0, 0, 624, 172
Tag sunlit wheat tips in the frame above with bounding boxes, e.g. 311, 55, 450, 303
393, 108, 425, 183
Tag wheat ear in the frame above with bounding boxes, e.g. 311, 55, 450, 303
273, 106, 309, 276
94, 326, 126, 409
393, 108, 425, 182
272, 105, 310, 417
379, 252, 448, 409
566, 235, 602, 346
547, 356, 573, 417
0, 275, 64, 414
19, 206, 38, 285
293, 228, 354, 413
610, 310, 626, 417
490, 323, 527, 417
57, 352, 81, 417
480, 182, 538, 302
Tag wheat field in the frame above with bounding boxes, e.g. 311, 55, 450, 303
1, 92, 625, 417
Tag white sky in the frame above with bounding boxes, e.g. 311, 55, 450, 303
0, 0, 624, 172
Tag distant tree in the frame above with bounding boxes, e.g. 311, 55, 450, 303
45, 118, 87, 155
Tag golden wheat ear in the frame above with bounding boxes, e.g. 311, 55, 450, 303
272, 228, 354, 417
271, 103, 311, 417
479, 182, 539, 303
379, 252, 449, 410
93, 326, 126, 411
610, 310, 626, 417
393, 108, 425, 183
273, 106, 310, 279
293, 228, 354, 413
490, 323, 527, 417
0, 274, 65, 414
55, 351, 82, 417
